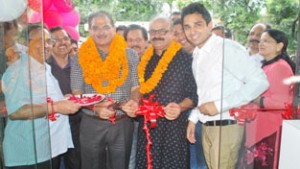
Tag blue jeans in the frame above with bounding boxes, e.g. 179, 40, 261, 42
128, 121, 138, 169
190, 122, 207, 169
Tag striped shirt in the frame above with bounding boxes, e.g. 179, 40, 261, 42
71, 48, 139, 116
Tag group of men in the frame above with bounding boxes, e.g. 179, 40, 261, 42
0, 2, 273, 169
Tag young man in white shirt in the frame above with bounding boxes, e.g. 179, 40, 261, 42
182, 3, 269, 169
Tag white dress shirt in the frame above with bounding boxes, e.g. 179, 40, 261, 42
189, 34, 269, 123
249, 52, 264, 67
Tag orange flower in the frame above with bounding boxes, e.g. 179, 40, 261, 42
138, 40, 182, 94
78, 34, 128, 94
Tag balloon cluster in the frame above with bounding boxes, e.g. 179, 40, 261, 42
28, 0, 80, 41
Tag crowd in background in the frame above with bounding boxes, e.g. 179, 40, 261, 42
0, 2, 296, 169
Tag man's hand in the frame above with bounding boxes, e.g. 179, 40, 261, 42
187, 121, 196, 143
164, 102, 181, 120
5, 47, 19, 65
121, 99, 138, 117
94, 101, 115, 119
54, 100, 81, 115
199, 102, 219, 116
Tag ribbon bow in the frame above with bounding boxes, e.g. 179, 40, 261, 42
135, 94, 164, 169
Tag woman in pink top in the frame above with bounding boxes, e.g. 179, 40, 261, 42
242, 29, 295, 169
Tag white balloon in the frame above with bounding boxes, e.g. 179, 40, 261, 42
0, 0, 27, 22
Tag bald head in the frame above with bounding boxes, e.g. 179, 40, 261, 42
149, 17, 172, 30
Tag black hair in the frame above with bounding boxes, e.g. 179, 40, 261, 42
88, 11, 114, 29
264, 29, 295, 73
123, 24, 148, 41
171, 11, 181, 16
212, 25, 233, 39
172, 18, 182, 26
49, 26, 71, 39
70, 38, 78, 45
49, 26, 64, 33
181, 2, 211, 25
3, 20, 18, 34
116, 25, 127, 32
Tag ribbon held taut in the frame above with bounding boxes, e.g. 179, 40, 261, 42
229, 103, 299, 125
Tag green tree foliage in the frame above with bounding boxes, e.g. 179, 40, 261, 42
73, 0, 299, 53
113, 0, 163, 21
265, 0, 299, 53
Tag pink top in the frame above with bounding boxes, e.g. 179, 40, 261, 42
246, 58, 294, 147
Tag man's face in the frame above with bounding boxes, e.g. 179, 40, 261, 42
89, 16, 116, 48
173, 24, 194, 54
248, 24, 266, 55
69, 43, 78, 57
51, 29, 71, 57
29, 29, 53, 63
149, 19, 173, 52
4, 26, 18, 49
183, 13, 212, 48
126, 29, 148, 57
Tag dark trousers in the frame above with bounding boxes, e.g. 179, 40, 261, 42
80, 114, 134, 169
63, 112, 82, 169
6, 156, 60, 169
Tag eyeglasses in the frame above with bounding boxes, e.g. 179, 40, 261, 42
30, 37, 55, 45
148, 29, 170, 36
91, 25, 112, 32
52, 36, 70, 43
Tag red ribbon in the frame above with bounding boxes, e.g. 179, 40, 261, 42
229, 103, 299, 125
135, 94, 165, 169
1, 106, 7, 116
107, 97, 116, 125
47, 97, 57, 121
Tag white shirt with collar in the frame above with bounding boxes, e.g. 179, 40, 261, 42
189, 34, 269, 124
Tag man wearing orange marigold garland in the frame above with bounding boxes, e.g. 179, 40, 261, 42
125, 17, 198, 168
70, 11, 140, 169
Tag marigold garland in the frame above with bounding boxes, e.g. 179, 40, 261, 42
78, 34, 128, 94
138, 40, 182, 94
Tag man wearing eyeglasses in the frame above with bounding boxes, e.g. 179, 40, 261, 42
71, 11, 140, 169
47, 26, 82, 169
124, 17, 198, 168
2, 24, 80, 169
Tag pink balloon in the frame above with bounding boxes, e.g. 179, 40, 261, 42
43, 0, 53, 12
43, 10, 63, 29
60, 10, 80, 27
48, 4, 57, 10
28, 0, 52, 12
63, 26, 79, 42
29, 12, 41, 23
53, 0, 74, 13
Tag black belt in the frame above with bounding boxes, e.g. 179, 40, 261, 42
85, 113, 127, 122
204, 120, 237, 126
